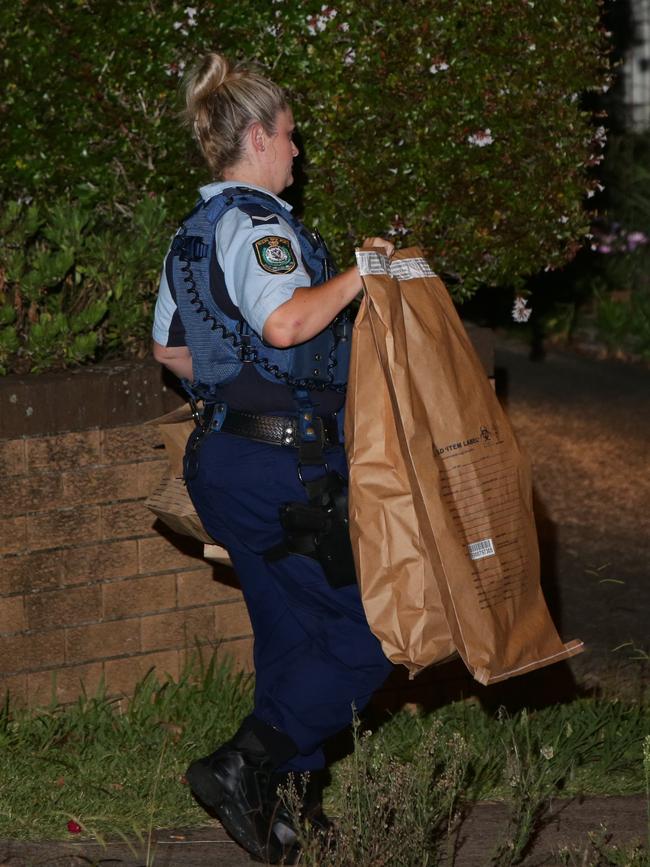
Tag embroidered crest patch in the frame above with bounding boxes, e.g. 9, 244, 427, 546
253, 236, 298, 274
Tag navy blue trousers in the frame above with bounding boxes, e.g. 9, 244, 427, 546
186, 431, 393, 772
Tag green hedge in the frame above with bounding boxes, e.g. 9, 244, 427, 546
0, 0, 610, 374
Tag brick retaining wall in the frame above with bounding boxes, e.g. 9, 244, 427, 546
0, 361, 253, 707
0, 325, 494, 707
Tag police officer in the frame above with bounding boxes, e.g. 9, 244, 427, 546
152, 52, 395, 863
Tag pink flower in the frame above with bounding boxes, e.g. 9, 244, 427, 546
627, 231, 648, 251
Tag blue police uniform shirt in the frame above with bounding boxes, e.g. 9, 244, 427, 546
152, 181, 311, 348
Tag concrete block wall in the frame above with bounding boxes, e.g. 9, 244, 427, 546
0, 362, 253, 707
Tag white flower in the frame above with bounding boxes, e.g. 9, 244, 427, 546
467, 129, 494, 147
528, 43, 536, 51
387, 214, 410, 237
429, 61, 449, 74
343, 48, 356, 66
307, 10, 335, 34
165, 59, 186, 77
339, 21, 350, 31
540, 745, 554, 760
558, 215, 569, 224
512, 296, 532, 323
173, 21, 184, 30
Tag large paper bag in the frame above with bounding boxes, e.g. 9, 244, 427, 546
345, 293, 457, 672
346, 247, 583, 684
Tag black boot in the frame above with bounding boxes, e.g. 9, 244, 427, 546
185, 716, 298, 864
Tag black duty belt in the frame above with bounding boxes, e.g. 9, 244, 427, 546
220, 409, 340, 449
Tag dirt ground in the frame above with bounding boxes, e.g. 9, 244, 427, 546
495, 337, 650, 693
1, 795, 646, 866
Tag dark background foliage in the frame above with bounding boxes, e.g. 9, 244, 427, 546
0, 0, 610, 374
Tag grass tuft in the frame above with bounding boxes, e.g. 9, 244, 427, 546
0, 649, 252, 841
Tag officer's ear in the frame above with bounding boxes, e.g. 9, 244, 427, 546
249, 122, 267, 155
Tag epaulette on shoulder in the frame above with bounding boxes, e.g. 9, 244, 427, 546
237, 202, 281, 228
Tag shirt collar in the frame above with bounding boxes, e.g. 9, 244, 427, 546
198, 180, 293, 211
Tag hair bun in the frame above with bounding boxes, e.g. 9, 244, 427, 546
185, 53, 231, 110
181, 51, 287, 179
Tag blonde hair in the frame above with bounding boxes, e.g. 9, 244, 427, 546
183, 53, 287, 178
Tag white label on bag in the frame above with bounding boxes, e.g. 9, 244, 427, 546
390, 258, 437, 281
467, 538, 496, 560
356, 250, 390, 275
355, 252, 437, 281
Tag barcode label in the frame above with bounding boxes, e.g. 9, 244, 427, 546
467, 538, 495, 560
355, 252, 437, 280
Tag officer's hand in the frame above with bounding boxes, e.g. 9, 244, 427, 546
361, 237, 395, 258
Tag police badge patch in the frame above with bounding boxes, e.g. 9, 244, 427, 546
253, 236, 298, 274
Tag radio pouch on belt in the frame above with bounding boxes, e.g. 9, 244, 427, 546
265, 471, 357, 590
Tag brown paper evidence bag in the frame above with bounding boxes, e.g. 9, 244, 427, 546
345, 246, 583, 684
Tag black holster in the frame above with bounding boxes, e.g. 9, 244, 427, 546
265, 471, 357, 589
